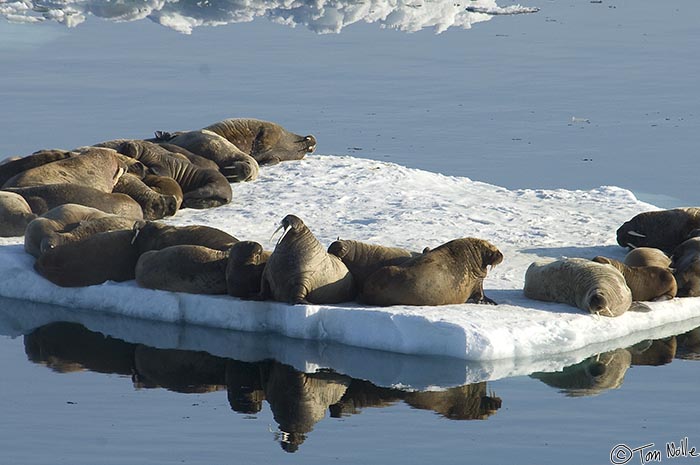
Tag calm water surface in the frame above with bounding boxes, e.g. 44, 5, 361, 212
2, 0, 700, 463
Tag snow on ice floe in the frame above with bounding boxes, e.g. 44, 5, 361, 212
1, 154, 700, 369
0, 0, 538, 34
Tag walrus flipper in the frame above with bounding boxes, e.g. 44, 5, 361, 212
153, 131, 175, 141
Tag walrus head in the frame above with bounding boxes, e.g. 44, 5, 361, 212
229, 240, 265, 265
327, 239, 349, 259
616, 208, 700, 252
271, 214, 306, 244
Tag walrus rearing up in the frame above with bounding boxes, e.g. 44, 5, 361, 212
258, 215, 355, 304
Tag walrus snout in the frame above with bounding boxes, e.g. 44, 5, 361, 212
327, 240, 348, 259
302, 135, 317, 153
281, 214, 305, 231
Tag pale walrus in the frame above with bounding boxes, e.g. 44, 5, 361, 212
617, 208, 700, 253
0, 149, 75, 187
203, 118, 317, 166
2, 147, 125, 193
135, 245, 228, 294
113, 173, 179, 220
0, 191, 37, 237
623, 247, 672, 268
151, 130, 259, 182
360, 237, 503, 307
592, 256, 677, 301
34, 229, 140, 287
96, 139, 232, 209
132, 221, 238, 255
24, 204, 137, 258
258, 215, 355, 304
524, 258, 632, 317
5, 184, 144, 218
670, 237, 700, 297
327, 239, 422, 290
225, 241, 271, 299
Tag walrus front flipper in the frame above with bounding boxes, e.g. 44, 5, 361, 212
468, 295, 498, 305
629, 302, 652, 312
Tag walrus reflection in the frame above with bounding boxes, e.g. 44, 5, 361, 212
24, 322, 136, 375
676, 326, 700, 360
263, 362, 351, 453
132, 346, 227, 393
531, 349, 632, 397
225, 359, 266, 414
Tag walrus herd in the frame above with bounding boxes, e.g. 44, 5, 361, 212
1, 118, 698, 318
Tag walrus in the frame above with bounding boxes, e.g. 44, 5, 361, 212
135, 245, 228, 294
226, 359, 266, 414
151, 130, 259, 182
670, 237, 700, 297
113, 173, 179, 220
523, 258, 632, 317
0, 149, 75, 187
203, 118, 317, 166
132, 221, 238, 255
592, 256, 677, 301
24, 204, 137, 258
142, 175, 183, 210
96, 139, 232, 209
403, 383, 502, 420
225, 240, 271, 298
617, 208, 700, 253
152, 142, 220, 171
360, 237, 503, 307
628, 337, 677, 366
327, 239, 422, 291
34, 229, 140, 287
5, 184, 144, 218
2, 147, 125, 193
259, 215, 355, 304
623, 247, 672, 268
0, 191, 37, 237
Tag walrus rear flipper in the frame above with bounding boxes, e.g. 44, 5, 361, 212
629, 302, 652, 312
153, 131, 175, 141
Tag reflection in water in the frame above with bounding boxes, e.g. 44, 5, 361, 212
1, 0, 538, 34
24, 321, 502, 452
530, 337, 680, 397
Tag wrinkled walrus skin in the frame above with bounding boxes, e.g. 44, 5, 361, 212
360, 237, 502, 307
623, 247, 672, 269
259, 215, 355, 304
524, 258, 632, 317
617, 208, 700, 253
327, 239, 421, 290
132, 221, 238, 255
0, 191, 36, 237
592, 256, 677, 302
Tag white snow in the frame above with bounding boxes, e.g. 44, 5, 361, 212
0, 0, 538, 34
2, 154, 700, 368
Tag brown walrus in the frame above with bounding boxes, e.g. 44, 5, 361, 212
153, 142, 221, 171
617, 208, 700, 253
135, 245, 229, 294
623, 247, 672, 268
203, 118, 317, 166
670, 237, 700, 297
142, 175, 184, 210
2, 147, 125, 193
0, 191, 37, 237
113, 173, 179, 220
360, 237, 503, 306
132, 221, 238, 255
259, 215, 355, 304
96, 139, 232, 209
592, 256, 677, 301
132, 346, 226, 393
5, 184, 144, 218
34, 229, 140, 287
0, 149, 75, 187
151, 130, 259, 182
327, 239, 422, 291
24, 204, 137, 258
225, 240, 271, 299
524, 258, 632, 317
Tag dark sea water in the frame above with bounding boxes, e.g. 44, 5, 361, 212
2, 0, 700, 463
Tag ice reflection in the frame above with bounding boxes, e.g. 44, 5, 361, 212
24, 321, 503, 452
1, 0, 538, 34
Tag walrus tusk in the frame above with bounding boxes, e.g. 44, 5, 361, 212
270, 224, 290, 246
626, 243, 637, 249
627, 231, 646, 238
130, 228, 140, 245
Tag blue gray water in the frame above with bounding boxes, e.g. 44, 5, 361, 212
2, 0, 700, 463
